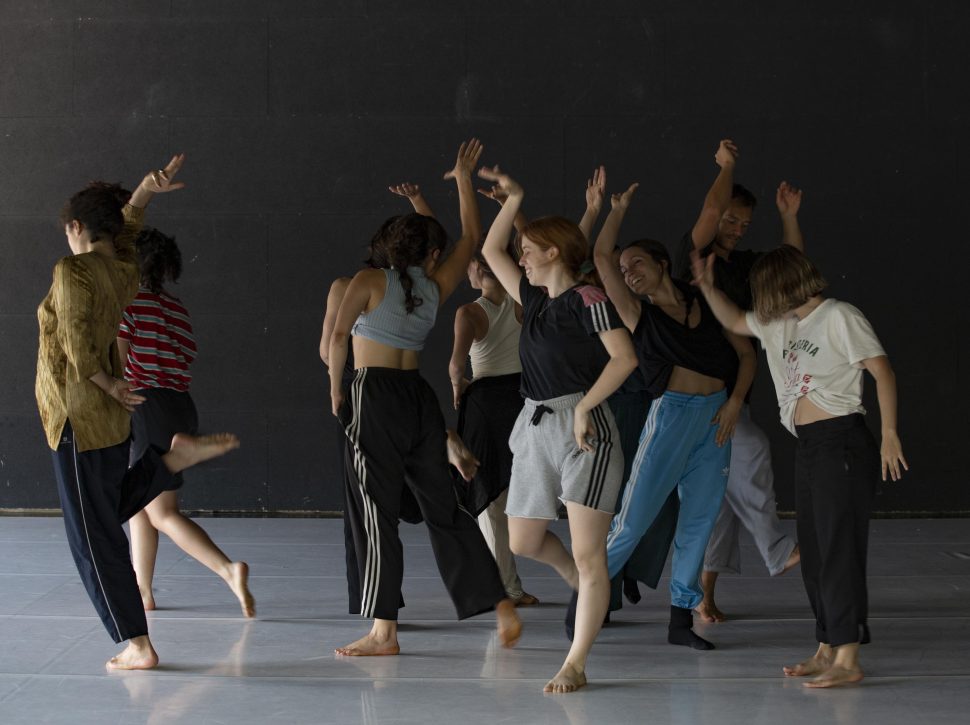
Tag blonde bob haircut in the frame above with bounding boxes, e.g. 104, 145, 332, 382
750, 246, 827, 323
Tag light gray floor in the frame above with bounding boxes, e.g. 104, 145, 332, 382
0, 517, 968, 725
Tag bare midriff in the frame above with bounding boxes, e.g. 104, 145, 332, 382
793, 395, 838, 426
666, 365, 725, 396
352, 336, 421, 370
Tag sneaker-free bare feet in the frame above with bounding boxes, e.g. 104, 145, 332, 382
446, 430, 480, 482
803, 664, 863, 688
543, 662, 587, 694
780, 544, 801, 575
512, 592, 540, 607
784, 649, 833, 677
335, 632, 401, 657
496, 598, 522, 648
228, 561, 255, 618
106, 637, 158, 671
694, 599, 726, 623
164, 433, 240, 474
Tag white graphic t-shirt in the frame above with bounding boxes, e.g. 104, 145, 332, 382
745, 299, 886, 436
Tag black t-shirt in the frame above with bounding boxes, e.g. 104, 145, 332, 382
632, 280, 739, 399
673, 230, 762, 310
518, 276, 626, 401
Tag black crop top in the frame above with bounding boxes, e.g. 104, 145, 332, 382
632, 280, 739, 398
518, 276, 626, 401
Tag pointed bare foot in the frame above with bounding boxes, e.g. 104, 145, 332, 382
543, 662, 587, 694
496, 598, 522, 648
165, 433, 240, 474
335, 632, 400, 656
106, 640, 159, 671
512, 592, 540, 607
780, 544, 801, 575
803, 664, 863, 688
446, 431, 480, 482
229, 562, 255, 618
784, 651, 833, 677
695, 599, 726, 623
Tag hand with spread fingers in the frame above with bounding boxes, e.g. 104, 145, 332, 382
143, 154, 187, 194
444, 138, 484, 181
477, 165, 523, 201
389, 182, 422, 199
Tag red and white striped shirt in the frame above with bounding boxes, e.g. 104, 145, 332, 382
119, 289, 197, 392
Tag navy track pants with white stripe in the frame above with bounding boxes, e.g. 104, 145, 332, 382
51, 421, 174, 643
340, 368, 506, 622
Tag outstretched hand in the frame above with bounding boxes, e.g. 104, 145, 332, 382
444, 138, 484, 181
610, 182, 639, 211
776, 181, 803, 217
690, 249, 715, 291
586, 165, 607, 210
477, 165, 523, 200
715, 139, 739, 169
477, 165, 510, 206
142, 154, 186, 193
389, 182, 422, 199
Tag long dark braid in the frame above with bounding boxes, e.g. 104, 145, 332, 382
381, 213, 449, 314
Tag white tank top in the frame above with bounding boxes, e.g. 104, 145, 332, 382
469, 295, 522, 379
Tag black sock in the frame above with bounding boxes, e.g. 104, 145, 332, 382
668, 605, 715, 650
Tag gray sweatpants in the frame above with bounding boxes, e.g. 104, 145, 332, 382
703, 405, 796, 576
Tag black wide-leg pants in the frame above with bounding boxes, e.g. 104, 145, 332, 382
51, 421, 174, 643
794, 414, 878, 647
340, 368, 506, 622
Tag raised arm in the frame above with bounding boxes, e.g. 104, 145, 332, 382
690, 251, 752, 336
578, 165, 606, 241
430, 138, 484, 303
689, 140, 738, 249
478, 166, 525, 304
478, 174, 529, 232
320, 277, 352, 366
592, 180, 641, 331
448, 303, 487, 409
328, 270, 380, 416
389, 182, 436, 218
572, 327, 638, 451
713, 329, 757, 446
862, 355, 908, 482
776, 181, 804, 251
128, 154, 187, 210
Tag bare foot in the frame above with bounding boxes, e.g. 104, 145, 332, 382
164, 433, 240, 474
228, 562, 255, 618
335, 632, 400, 657
803, 664, 864, 688
780, 544, 801, 575
543, 662, 587, 694
695, 599, 726, 623
783, 651, 833, 677
106, 639, 159, 671
446, 431, 480, 482
512, 592, 540, 607
496, 598, 522, 648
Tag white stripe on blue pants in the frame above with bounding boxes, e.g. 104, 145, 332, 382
606, 389, 731, 609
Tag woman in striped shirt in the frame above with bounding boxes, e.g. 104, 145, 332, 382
119, 228, 255, 619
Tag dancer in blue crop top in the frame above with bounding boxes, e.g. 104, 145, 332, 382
328, 139, 521, 658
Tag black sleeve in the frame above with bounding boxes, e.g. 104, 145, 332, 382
573, 286, 625, 336
672, 229, 697, 281
518, 274, 544, 318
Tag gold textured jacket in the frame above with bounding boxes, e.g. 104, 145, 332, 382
35, 204, 144, 452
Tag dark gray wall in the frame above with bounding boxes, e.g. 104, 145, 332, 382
0, 1, 964, 513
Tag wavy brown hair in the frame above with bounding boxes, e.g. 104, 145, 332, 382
750, 246, 827, 323
516, 216, 600, 286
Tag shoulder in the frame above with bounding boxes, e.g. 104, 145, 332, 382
329, 276, 353, 296
53, 254, 94, 284
456, 301, 487, 323
353, 268, 387, 288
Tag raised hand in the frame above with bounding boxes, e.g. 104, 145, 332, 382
776, 181, 803, 217
610, 182, 640, 212
389, 182, 422, 199
143, 153, 186, 193
444, 138, 484, 181
477, 165, 523, 200
715, 139, 739, 169
477, 166, 510, 206
586, 165, 607, 211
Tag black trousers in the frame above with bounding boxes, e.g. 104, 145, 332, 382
340, 368, 506, 621
51, 421, 174, 643
794, 414, 878, 646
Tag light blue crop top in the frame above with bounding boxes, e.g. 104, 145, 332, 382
351, 267, 440, 351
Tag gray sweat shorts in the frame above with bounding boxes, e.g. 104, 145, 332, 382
505, 392, 624, 519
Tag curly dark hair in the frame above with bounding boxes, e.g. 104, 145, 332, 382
380, 213, 449, 313
134, 227, 182, 294
365, 215, 397, 269
59, 183, 129, 242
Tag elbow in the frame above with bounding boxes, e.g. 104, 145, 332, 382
331, 331, 350, 350
619, 351, 639, 376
